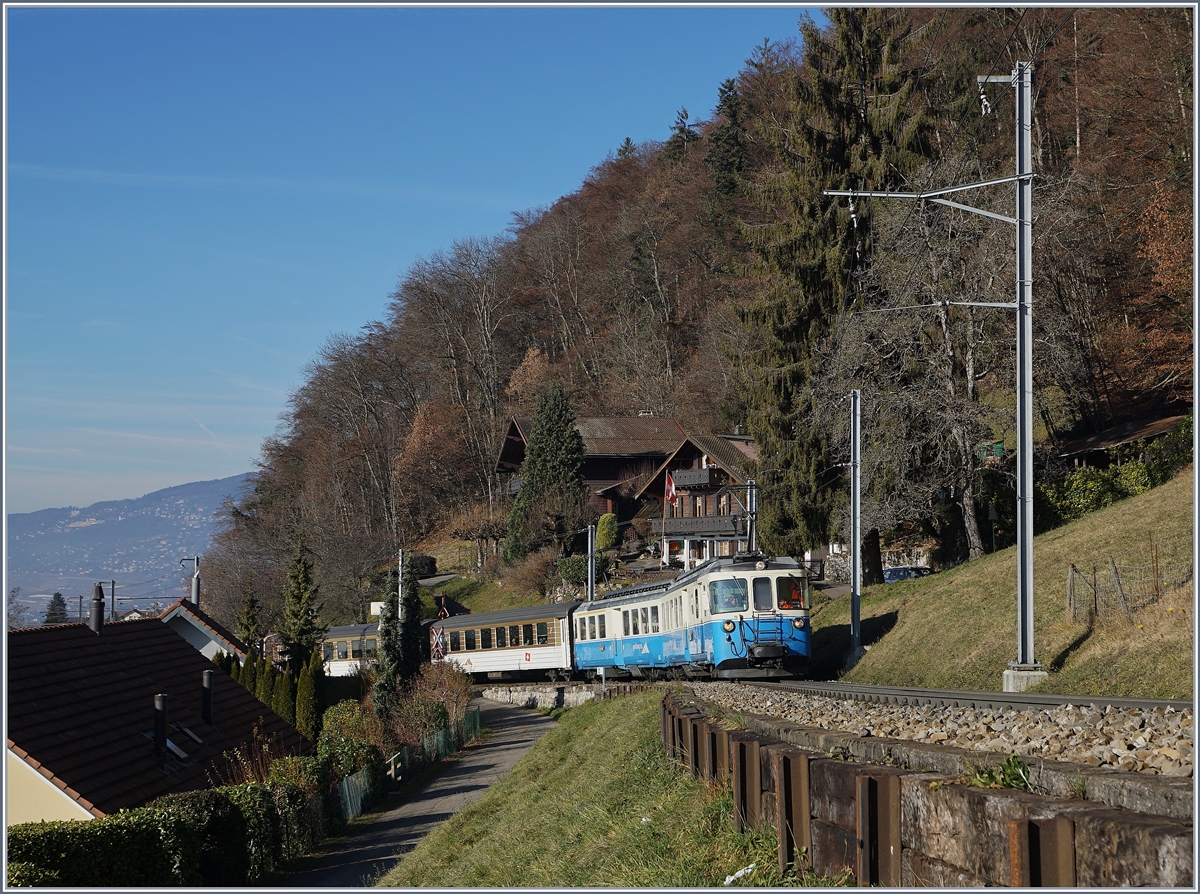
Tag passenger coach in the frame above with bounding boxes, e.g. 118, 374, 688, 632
429, 601, 581, 682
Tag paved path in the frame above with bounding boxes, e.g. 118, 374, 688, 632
281, 698, 554, 887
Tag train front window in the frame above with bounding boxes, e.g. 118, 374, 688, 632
496, 627, 507, 648
777, 577, 806, 610
753, 577, 773, 612
481, 628, 492, 649
709, 579, 749, 614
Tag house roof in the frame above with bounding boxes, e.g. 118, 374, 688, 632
496, 416, 686, 473
159, 597, 250, 657
1057, 414, 1187, 457
7, 618, 307, 818
633, 433, 757, 502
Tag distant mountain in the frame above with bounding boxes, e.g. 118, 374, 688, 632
6, 473, 253, 622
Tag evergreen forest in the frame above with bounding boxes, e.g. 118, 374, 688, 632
202, 9, 1193, 632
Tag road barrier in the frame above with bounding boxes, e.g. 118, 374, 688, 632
662, 691, 1192, 887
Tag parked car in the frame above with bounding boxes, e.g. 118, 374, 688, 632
882, 565, 932, 584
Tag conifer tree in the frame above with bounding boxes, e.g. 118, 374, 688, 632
308, 647, 327, 738
242, 650, 258, 694
256, 662, 275, 706
739, 8, 930, 556
43, 592, 69, 626
234, 585, 262, 653
274, 667, 296, 725
277, 544, 329, 674
295, 656, 317, 740
398, 558, 424, 682
371, 581, 403, 721
504, 384, 587, 561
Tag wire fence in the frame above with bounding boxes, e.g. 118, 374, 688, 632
1065, 531, 1193, 622
388, 708, 482, 780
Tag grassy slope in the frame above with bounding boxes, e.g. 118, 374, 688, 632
377, 689, 845, 888
811, 468, 1194, 698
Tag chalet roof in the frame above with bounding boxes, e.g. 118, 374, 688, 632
633, 433, 757, 502
1057, 414, 1187, 457
496, 416, 686, 473
7, 618, 307, 817
159, 597, 250, 658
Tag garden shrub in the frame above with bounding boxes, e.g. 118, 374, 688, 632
269, 780, 319, 862
317, 701, 387, 786
6, 809, 200, 886
148, 787, 249, 886
595, 512, 620, 550
557, 553, 610, 585
409, 554, 438, 578
221, 783, 281, 881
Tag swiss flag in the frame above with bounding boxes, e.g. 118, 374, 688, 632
664, 471, 678, 506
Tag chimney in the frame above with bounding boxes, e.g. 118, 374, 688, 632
88, 583, 105, 634
201, 670, 213, 726
154, 693, 168, 756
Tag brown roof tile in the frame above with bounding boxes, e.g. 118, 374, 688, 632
497, 416, 686, 472
7, 618, 307, 817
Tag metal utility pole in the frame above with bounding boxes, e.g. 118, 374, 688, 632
826, 63, 1041, 689
850, 390, 862, 657
397, 548, 405, 624
746, 478, 757, 553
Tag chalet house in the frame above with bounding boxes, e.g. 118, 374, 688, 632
6, 613, 306, 826
496, 416, 686, 520
159, 596, 250, 662
633, 432, 759, 570
1056, 413, 1188, 469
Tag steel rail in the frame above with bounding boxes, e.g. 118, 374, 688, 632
751, 680, 1192, 714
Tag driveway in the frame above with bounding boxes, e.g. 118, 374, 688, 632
279, 697, 555, 887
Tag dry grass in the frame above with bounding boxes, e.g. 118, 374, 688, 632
812, 468, 1193, 697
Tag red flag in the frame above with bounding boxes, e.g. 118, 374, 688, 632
665, 471, 678, 507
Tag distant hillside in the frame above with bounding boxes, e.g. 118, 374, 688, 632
6, 473, 253, 621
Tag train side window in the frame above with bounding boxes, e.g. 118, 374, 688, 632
777, 577, 805, 610
509, 625, 520, 647
465, 630, 477, 651
753, 577, 773, 612
351, 640, 363, 659
522, 624, 534, 646
481, 628, 492, 649
578, 617, 587, 640
496, 626, 507, 648
631, 610, 640, 636
365, 639, 377, 658
449, 632, 461, 652
622, 611, 630, 636
598, 615, 606, 638
536, 622, 549, 645
323, 642, 333, 661
709, 579, 749, 614
337, 641, 348, 660
650, 605, 660, 633
588, 616, 597, 639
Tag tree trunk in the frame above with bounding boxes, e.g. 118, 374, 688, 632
862, 528, 885, 586
960, 479, 986, 561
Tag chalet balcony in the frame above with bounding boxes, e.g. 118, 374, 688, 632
671, 467, 715, 487
651, 515, 744, 537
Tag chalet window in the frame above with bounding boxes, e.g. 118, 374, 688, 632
598, 615, 606, 638
496, 627, 507, 648
719, 493, 731, 515
481, 628, 492, 649
753, 577, 773, 612
449, 631, 461, 652
465, 630, 477, 651
522, 624, 534, 647
588, 616, 597, 639
650, 606, 660, 633
536, 622, 549, 645
694, 495, 704, 517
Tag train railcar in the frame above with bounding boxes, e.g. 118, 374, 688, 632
574, 554, 811, 681
321, 623, 380, 677
429, 601, 582, 682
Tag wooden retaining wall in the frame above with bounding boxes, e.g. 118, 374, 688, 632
662, 692, 1193, 887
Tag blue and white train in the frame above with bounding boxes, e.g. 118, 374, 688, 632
429, 553, 812, 682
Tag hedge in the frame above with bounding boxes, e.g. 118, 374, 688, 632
148, 787, 249, 886
6, 809, 200, 886
222, 783, 281, 881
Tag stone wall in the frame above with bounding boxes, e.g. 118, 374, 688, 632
480, 683, 646, 710
663, 690, 1193, 887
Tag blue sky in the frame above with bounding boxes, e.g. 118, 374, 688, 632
5, 5, 818, 514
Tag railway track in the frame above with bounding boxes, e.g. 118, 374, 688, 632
750, 679, 1193, 714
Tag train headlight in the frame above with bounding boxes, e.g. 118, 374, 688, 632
792, 618, 805, 630
722, 620, 736, 633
